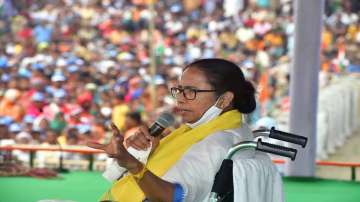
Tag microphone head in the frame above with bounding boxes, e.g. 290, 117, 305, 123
156, 112, 175, 128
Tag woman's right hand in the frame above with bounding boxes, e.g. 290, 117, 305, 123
87, 123, 141, 172
125, 126, 160, 151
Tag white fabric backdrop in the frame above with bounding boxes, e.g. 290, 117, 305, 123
275, 75, 360, 160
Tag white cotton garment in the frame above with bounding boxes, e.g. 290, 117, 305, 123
232, 151, 284, 202
162, 125, 253, 202
162, 124, 284, 202
103, 144, 153, 182
103, 158, 127, 182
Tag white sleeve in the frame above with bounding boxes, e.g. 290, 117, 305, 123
102, 158, 127, 182
103, 145, 152, 182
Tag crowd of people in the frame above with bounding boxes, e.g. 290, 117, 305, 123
0, 0, 359, 164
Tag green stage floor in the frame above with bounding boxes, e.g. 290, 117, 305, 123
0, 172, 359, 202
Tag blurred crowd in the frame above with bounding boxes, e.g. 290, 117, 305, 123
0, 0, 359, 159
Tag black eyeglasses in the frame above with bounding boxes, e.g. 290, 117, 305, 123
170, 86, 216, 100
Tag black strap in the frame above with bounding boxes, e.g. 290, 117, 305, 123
210, 159, 234, 201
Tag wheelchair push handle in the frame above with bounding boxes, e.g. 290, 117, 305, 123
256, 139, 297, 161
269, 127, 307, 148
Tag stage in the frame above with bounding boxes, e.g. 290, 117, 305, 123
0, 172, 359, 202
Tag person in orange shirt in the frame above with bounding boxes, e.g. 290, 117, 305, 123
0, 89, 25, 122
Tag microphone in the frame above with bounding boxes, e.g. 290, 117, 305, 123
148, 112, 176, 137
103, 112, 175, 182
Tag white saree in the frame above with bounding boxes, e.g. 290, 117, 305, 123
162, 124, 284, 202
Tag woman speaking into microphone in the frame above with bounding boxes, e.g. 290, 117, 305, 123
88, 58, 261, 202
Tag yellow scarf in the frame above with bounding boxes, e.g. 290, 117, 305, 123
101, 110, 242, 202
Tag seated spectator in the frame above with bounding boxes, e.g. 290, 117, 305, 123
0, 89, 25, 122
123, 111, 143, 148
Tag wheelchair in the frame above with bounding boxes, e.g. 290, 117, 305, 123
209, 127, 308, 202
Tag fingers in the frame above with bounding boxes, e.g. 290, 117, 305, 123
139, 125, 160, 148
139, 125, 154, 140
125, 137, 143, 150
125, 126, 153, 150
127, 134, 151, 150
86, 141, 107, 151
111, 122, 123, 141
108, 154, 119, 159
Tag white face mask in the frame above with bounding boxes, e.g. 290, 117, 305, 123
186, 97, 223, 129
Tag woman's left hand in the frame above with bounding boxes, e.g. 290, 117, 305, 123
87, 123, 142, 173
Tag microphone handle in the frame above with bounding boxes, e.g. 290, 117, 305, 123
148, 122, 165, 137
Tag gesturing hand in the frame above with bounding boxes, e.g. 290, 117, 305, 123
87, 123, 141, 171
125, 125, 160, 151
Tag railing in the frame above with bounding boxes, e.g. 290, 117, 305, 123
273, 159, 360, 181
0, 145, 103, 171
1, 145, 360, 181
